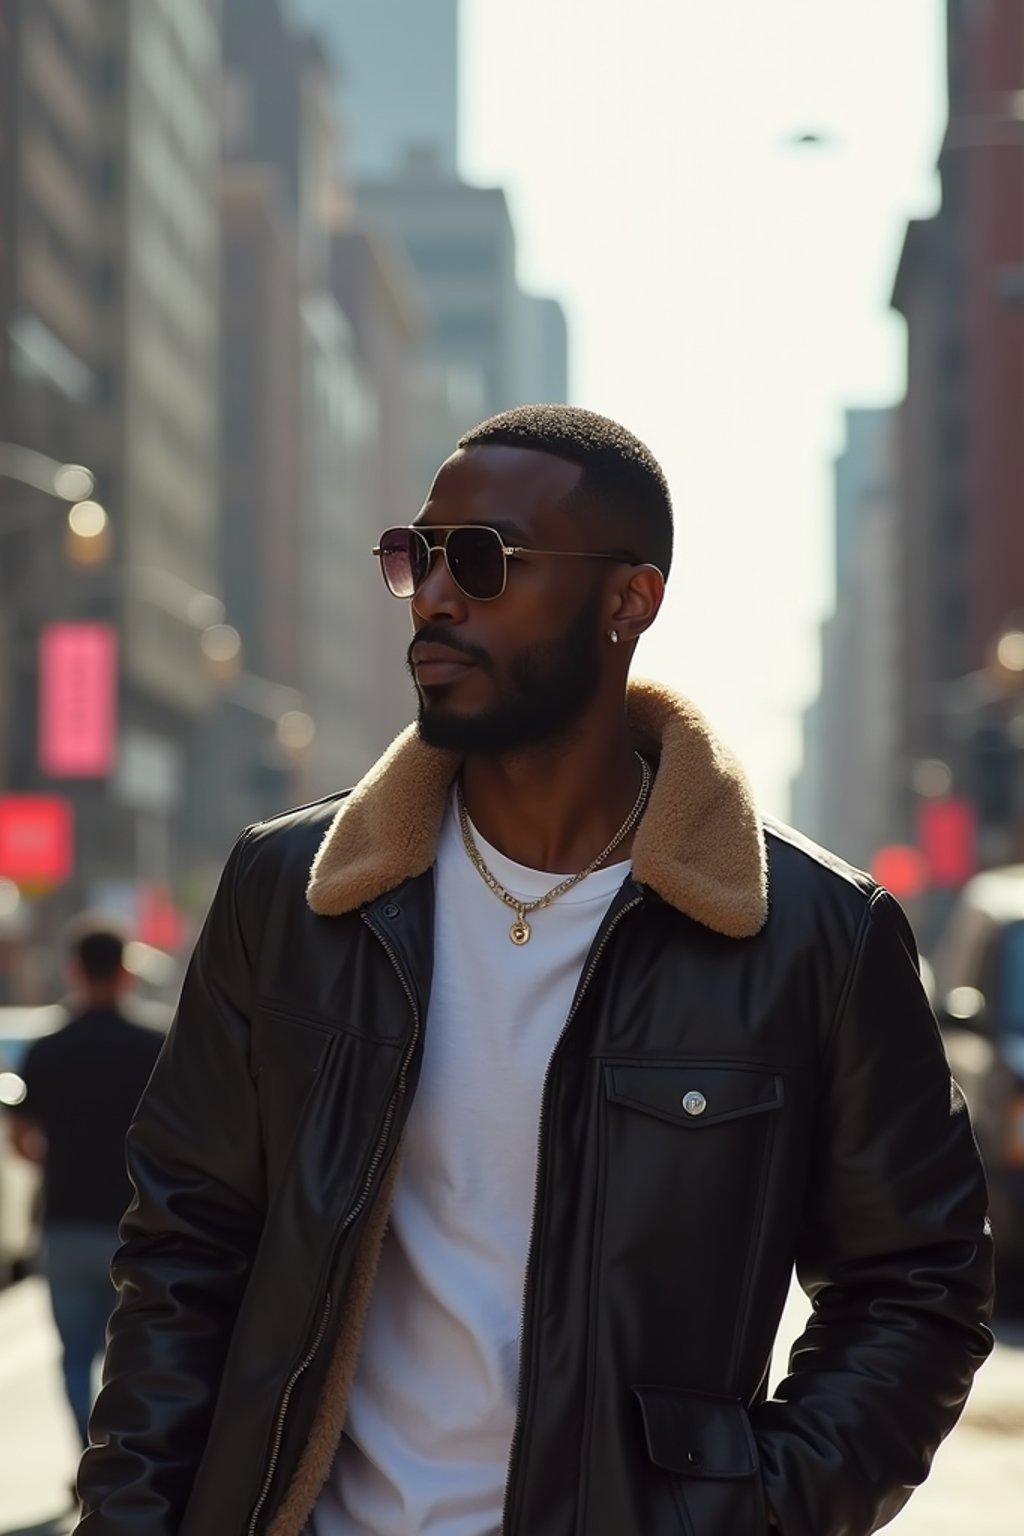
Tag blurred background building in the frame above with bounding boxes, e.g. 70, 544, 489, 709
291, 0, 567, 423
286, 0, 460, 181
1, 0, 223, 991
0, 0, 569, 999
792, 0, 1024, 945
2, 0, 1022, 997
792, 408, 901, 866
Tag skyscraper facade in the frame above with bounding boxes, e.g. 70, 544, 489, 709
288, 0, 569, 429
1, 0, 223, 906
791, 409, 901, 867
287, 0, 459, 177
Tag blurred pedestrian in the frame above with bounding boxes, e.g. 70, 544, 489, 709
78, 406, 992, 1536
7, 916, 163, 1451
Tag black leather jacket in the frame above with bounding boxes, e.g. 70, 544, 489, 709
76, 684, 993, 1536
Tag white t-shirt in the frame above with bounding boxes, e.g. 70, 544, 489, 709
313, 793, 631, 1536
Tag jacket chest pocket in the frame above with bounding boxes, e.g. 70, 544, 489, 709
597, 1062, 784, 1383
605, 1063, 783, 1129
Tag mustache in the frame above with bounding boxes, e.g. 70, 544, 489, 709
406, 626, 493, 673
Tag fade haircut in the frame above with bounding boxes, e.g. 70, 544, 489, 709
457, 404, 674, 579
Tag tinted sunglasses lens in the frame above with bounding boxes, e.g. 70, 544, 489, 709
378, 528, 425, 597
446, 527, 506, 599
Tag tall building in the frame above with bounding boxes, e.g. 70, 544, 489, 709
0, 0, 106, 796
358, 152, 523, 419
0, 0, 102, 465
104, 0, 222, 721
791, 409, 901, 869
328, 224, 425, 752
286, 0, 459, 178
955, 2, 1024, 664
519, 293, 570, 404
1, 0, 223, 908
289, 0, 569, 433
220, 169, 303, 690
299, 291, 381, 791
0, 0, 106, 476
891, 0, 1024, 864
217, 0, 422, 831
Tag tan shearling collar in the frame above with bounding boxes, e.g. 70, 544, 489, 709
307, 678, 768, 939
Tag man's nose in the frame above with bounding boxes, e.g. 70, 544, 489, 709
412, 544, 469, 622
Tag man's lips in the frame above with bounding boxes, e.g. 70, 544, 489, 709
411, 643, 478, 684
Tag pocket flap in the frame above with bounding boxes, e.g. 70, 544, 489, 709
606, 1065, 783, 1128
633, 1386, 759, 1479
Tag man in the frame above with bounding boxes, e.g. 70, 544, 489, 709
9, 917, 163, 1451
78, 406, 992, 1536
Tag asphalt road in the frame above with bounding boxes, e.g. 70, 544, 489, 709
0, 1276, 1020, 1535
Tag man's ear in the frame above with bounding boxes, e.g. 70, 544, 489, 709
608, 564, 665, 642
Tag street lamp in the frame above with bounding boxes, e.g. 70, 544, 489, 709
276, 709, 317, 757
1, 442, 110, 565
0, 442, 94, 502
199, 622, 243, 680
995, 629, 1024, 682
65, 500, 111, 566
197, 631, 316, 762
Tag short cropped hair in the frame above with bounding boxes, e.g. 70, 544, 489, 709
458, 404, 674, 579
68, 915, 127, 982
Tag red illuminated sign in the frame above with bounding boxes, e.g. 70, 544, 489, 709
0, 796, 74, 885
38, 621, 118, 778
137, 883, 187, 953
870, 844, 928, 901
917, 798, 976, 888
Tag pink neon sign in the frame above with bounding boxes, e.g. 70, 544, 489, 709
38, 622, 118, 778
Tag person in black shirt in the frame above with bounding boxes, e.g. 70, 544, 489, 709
8, 917, 164, 1448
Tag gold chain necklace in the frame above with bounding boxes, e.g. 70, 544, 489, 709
456, 754, 652, 946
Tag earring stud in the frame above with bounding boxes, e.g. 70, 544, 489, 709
608, 629, 620, 644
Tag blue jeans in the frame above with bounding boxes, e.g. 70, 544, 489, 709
44, 1223, 119, 1447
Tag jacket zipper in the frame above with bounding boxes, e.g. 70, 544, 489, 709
246, 909, 422, 1536
246, 1294, 333, 1536
501, 890, 644, 1535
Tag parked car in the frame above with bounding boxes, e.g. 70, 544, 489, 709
932, 864, 1024, 1296
0, 1004, 67, 1285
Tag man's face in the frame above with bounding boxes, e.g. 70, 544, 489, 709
404, 445, 614, 755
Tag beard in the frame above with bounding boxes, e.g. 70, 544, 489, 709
412, 584, 605, 755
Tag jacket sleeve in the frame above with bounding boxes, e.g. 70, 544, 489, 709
76, 831, 266, 1533
750, 888, 994, 1536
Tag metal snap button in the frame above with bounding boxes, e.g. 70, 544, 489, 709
681, 1090, 707, 1117
382, 903, 401, 919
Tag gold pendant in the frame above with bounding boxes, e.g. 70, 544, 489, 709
509, 915, 531, 945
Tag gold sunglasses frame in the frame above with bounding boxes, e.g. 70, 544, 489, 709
372, 523, 625, 601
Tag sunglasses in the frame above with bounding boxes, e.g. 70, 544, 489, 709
373, 524, 626, 602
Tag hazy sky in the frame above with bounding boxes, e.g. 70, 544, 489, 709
460, 0, 947, 814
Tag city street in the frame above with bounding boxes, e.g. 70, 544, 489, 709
0, 1275, 1020, 1534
